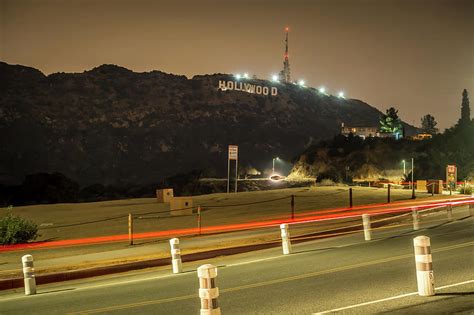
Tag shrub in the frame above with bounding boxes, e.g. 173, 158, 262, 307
458, 184, 472, 195
316, 169, 341, 183
0, 213, 38, 245
318, 179, 336, 186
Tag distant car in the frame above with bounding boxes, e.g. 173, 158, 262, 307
269, 174, 285, 181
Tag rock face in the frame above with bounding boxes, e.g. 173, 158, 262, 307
0, 62, 415, 186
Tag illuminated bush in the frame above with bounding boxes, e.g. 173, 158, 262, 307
0, 213, 38, 245
458, 184, 472, 195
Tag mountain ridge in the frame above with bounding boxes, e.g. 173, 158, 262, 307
0, 61, 416, 186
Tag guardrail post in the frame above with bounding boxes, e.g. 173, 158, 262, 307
198, 264, 221, 315
291, 195, 295, 220
387, 184, 391, 203
362, 214, 372, 241
349, 188, 353, 208
412, 209, 420, 230
22, 254, 36, 295
447, 204, 453, 222
128, 213, 133, 246
413, 236, 435, 296
169, 238, 183, 273
197, 206, 202, 235
280, 223, 292, 255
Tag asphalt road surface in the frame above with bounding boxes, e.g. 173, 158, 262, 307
1, 217, 472, 314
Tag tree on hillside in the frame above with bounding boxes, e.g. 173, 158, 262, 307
420, 114, 438, 134
459, 89, 470, 126
380, 107, 403, 137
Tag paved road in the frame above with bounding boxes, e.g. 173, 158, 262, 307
2, 202, 469, 280
0, 217, 472, 314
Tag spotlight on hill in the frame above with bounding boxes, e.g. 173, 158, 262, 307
319, 86, 326, 94
235, 74, 242, 80
338, 91, 345, 98
243, 73, 249, 79
271, 74, 279, 82
298, 80, 305, 87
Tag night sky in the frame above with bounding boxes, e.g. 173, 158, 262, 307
1, 0, 472, 130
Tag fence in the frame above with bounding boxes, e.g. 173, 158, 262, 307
1, 186, 473, 251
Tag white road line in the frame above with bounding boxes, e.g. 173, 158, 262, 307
225, 255, 284, 267
0, 256, 290, 302
224, 240, 363, 268
314, 279, 474, 314
0, 272, 191, 302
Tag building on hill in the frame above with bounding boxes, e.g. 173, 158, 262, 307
340, 123, 409, 140
341, 123, 381, 139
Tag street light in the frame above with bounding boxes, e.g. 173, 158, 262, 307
272, 157, 280, 173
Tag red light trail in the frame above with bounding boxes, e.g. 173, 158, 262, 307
1, 197, 472, 252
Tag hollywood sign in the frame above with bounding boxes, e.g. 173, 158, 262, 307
218, 80, 278, 96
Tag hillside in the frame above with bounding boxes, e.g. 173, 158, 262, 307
290, 121, 474, 182
0, 61, 416, 188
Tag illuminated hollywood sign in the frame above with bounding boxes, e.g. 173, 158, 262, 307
218, 80, 278, 96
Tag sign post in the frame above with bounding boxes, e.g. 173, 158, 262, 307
446, 165, 457, 191
227, 145, 238, 193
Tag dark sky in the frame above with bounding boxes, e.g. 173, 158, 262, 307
1, 0, 473, 129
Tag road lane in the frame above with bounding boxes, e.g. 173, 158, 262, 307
315, 280, 474, 314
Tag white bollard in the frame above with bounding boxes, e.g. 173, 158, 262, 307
412, 210, 420, 231
169, 238, 183, 274
22, 254, 36, 295
413, 236, 435, 296
447, 204, 453, 222
197, 264, 221, 315
280, 223, 292, 255
362, 214, 372, 241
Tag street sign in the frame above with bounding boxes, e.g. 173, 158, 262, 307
228, 145, 238, 160
446, 164, 457, 189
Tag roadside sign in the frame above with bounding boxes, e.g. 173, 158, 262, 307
228, 145, 238, 160
446, 164, 457, 189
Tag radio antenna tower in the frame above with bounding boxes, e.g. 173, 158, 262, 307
279, 26, 291, 83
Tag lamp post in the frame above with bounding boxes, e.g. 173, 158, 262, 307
272, 157, 279, 173
402, 160, 406, 175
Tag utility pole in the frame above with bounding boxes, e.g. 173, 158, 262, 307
272, 157, 279, 174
